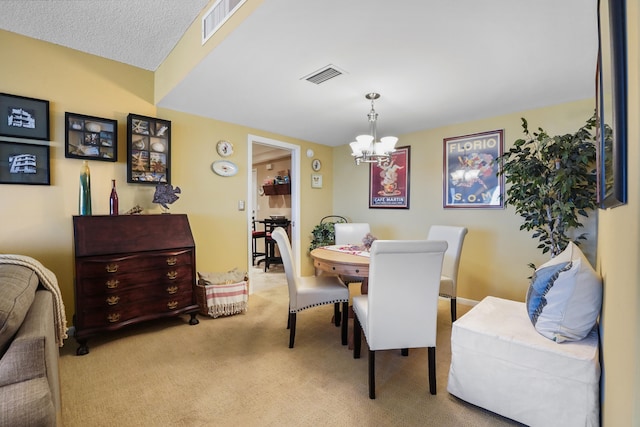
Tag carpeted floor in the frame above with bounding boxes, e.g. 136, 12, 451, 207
59, 267, 522, 426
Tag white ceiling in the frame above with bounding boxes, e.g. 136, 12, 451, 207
0, 0, 598, 147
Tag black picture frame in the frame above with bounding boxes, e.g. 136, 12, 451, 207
127, 113, 171, 184
368, 146, 410, 209
0, 141, 50, 185
597, 0, 627, 208
0, 93, 50, 141
65, 112, 117, 161
443, 130, 504, 209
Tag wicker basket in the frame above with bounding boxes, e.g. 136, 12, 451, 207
195, 270, 249, 317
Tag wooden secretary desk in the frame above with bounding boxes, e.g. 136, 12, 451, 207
72, 214, 199, 355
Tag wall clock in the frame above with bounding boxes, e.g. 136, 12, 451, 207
216, 140, 233, 157
312, 159, 322, 171
211, 160, 238, 177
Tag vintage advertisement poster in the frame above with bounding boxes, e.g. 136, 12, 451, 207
369, 146, 410, 209
443, 130, 504, 209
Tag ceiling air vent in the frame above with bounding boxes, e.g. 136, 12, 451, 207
202, 0, 246, 44
302, 65, 345, 85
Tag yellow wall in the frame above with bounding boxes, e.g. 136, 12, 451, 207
0, 29, 334, 323
597, 1, 640, 425
333, 99, 597, 302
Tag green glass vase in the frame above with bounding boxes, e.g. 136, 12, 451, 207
79, 161, 92, 215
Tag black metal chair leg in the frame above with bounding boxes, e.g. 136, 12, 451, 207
341, 302, 348, 345
368, 350, 376, 399
451, 298, 457, 322
401, 348, 409, 356
428, 346, 436, 395
288, 313, 296, 348
334, 302, 341, 326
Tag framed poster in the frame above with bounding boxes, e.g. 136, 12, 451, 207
597, 0, 627, 208
127, 113, 171, 184
443, 129, 504, 209
0, 141, 50, 185
0, 93, 50, 141
369, 146, 410, 209
65, 112, 117, 161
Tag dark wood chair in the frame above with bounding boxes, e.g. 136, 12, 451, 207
252, 217, 266, 266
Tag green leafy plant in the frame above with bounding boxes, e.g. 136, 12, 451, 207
309, 222, 337, 252
496, 115, 598, 258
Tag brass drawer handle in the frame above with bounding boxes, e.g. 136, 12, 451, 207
106, 296, 120, 305
166, 285, 178, 295
106, 279, 119, 289
106, 263, 119, 273
167, 301, 179, 310
107, 313, 120, 323
166, 271, 178, 280
166, 256, 178, 266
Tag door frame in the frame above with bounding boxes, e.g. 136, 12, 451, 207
247, 134, 301, 275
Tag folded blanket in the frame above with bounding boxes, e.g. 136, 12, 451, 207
0, 254, 68, 346
201, 281, 248, 318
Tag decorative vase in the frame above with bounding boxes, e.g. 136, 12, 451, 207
79, 161, 92, 216
109, 179, 119, 216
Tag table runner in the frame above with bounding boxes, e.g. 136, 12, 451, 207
322, 245, 370, 257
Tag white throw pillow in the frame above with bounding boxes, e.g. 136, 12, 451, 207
525, 242, 602, 342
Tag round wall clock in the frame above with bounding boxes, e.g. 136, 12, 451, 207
212, 160, 238, 177
216, 140, 234, 157
312, 159, 322, 171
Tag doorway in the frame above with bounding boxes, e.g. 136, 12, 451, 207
247, 134, 300, 292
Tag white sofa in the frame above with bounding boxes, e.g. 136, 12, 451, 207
447, 296, 600, 427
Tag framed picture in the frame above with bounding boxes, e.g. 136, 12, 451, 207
369, 146, 410, 209
443, 129, 504, 209
0, 141, 50, 185
311, 173, 322, 188
597, 0, 627, 208
0, 93, 50, 141
65, 112, 117, 161
127, 113, 171, 184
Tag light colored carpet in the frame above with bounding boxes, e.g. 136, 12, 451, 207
59, 268, 522, 426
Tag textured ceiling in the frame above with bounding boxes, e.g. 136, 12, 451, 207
0, 0, 209, 71
0, 0, 599, 147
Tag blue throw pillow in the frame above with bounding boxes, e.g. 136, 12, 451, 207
526, 261, 571, 324
524, 242, 603, 342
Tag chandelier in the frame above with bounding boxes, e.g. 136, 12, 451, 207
349, 93, 398, 165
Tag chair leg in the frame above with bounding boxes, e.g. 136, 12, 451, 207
341, 302, 348, 345
451, 298, 457, 322
368, 350, 376, 399
288, 313, 296, 348
334, 302, 341, 327
428, 346, 436, 395
353, 316, 362, 358
401, 348, 409, 356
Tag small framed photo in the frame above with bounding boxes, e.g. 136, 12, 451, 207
311, 173, 323, 188
65, 112, 117, 161
369, 146, 410, 209
127, 113, 171, 184
0, 141, 50, 185
443, 129, 504, 209
0, 93, 50, 141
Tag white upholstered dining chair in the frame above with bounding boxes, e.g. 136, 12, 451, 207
427, 225, 468, 322
334, 222, 371, 285
271, 227, 349, 349
334, 223, 371, 246
352, 239, 447, 399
